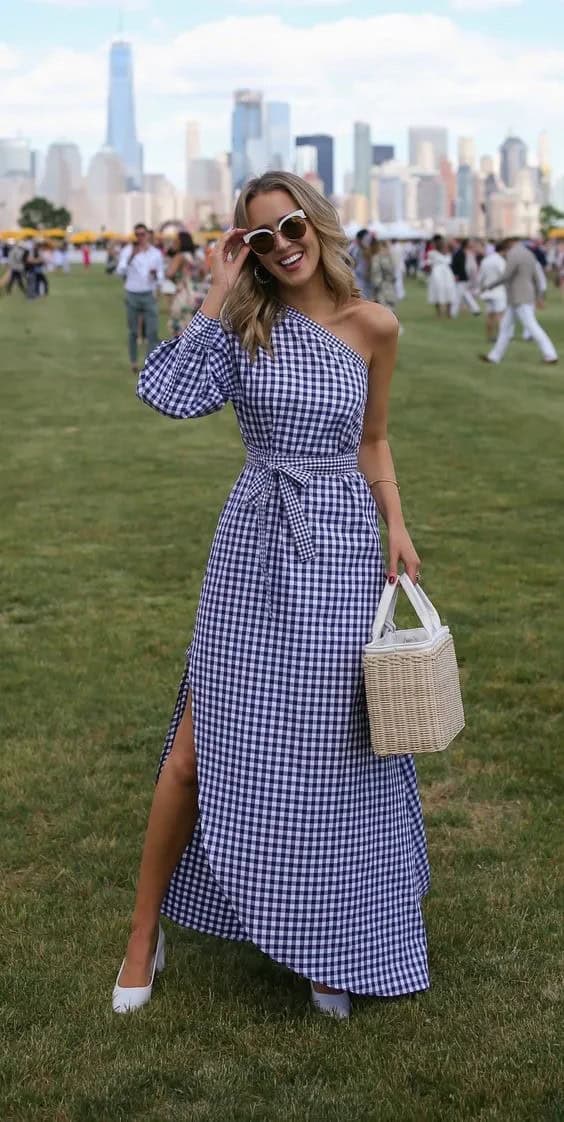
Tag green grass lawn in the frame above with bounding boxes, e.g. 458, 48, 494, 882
1, 269, 563, 1122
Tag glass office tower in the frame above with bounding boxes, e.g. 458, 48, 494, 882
106, 40, 143, 191
295, 135, 334, 197
231, 90, 264, 192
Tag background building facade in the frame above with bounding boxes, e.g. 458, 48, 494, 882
295, 135, 334, 196
408, 127, 448, 171
499, 135, 527, 188
353, 122, 371, 200
265, 102, 291, 172
231, 90, 264, 192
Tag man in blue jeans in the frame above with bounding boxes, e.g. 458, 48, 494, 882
117, 224, 164, 373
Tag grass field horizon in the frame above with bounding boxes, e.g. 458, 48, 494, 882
1, 270, 563, 1121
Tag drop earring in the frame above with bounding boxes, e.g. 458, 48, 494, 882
254, 264, 272, 285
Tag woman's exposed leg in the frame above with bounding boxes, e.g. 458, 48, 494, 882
118, 689, 199, 987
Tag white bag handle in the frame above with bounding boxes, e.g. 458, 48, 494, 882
371, 573, 442, 643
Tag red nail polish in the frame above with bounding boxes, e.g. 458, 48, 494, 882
388, 575, 396, 584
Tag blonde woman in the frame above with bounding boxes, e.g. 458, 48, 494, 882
112, 172, 430, 1020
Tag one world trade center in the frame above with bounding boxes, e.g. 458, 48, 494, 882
106, 40, 143, 191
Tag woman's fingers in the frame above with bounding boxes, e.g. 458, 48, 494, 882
405, 561, 419, 584
221, 228, 248, 256
387, 549, 399, 584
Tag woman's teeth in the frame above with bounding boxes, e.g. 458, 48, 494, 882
280, 252, 303, 268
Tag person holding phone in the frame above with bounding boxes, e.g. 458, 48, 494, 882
117, 223, 164, 373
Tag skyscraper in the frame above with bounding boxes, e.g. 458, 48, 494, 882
295, 135, 334, 196
0, 137, 32, 178
231, 90, 264, 192
265, 102, 291, 171
457, 137, 476, 170
456, 164, 474, 220
41, 142, 82, 207
499, 135, 527, 188
408, 127, 448, 170
372, 144, 395, 167
353, 122, 371, 199
106, 40, 143, 191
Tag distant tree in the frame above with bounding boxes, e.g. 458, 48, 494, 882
18, 196, 71, 230
539, 203, 564, 238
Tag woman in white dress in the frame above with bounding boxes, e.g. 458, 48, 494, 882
427, 236, 456, 318
478, 243, 507, 343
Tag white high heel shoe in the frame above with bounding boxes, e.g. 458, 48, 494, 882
112, 926, 165, 1014
310, 983, 351, 1020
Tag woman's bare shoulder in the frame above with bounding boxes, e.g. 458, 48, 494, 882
347, 298, 399, 340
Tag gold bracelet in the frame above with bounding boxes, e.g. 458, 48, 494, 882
368, 478, 401, 493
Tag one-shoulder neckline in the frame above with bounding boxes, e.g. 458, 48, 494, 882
282, 305, 369, 372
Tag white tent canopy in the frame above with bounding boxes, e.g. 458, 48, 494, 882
344, 221, 425, 240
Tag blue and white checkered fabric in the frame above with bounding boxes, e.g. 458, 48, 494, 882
137, 307, 430, 996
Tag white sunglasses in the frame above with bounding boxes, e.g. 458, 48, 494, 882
242, 209, 307, 255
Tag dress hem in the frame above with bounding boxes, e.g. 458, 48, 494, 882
159, 885, 431, 999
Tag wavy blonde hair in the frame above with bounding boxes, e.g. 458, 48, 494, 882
221, 171, 359, 361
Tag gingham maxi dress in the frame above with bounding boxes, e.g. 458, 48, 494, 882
137, 306, 430, 996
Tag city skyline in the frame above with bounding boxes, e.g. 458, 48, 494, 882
2, 1, 563, 193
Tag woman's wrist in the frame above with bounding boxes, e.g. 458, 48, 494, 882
200, 286, 227, 319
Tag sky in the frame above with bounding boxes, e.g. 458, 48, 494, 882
2, 0, 564, 192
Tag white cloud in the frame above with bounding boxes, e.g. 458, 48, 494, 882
240, 0, 346, 6
33, 0, 148, 7
0, 43, 20, 70
450, 0, 521, 9
2, 13, 563, 186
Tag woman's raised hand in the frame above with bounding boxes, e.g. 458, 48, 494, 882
209, 229, 251, 296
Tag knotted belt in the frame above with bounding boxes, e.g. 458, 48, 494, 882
243, 445, 359, 617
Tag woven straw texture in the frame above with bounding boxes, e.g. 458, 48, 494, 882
363, 632, 465, 756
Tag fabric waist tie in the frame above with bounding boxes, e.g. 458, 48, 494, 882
243, 446, 359, 616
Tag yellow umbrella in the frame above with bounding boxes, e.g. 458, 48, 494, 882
69, 231, 97, 244
42, 228, 67, 238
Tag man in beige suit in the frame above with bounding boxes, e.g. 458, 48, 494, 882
480, 238, 558, 364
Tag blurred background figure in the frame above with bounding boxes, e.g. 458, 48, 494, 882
370, 238, 396, 311
105, 241, 119, 274
390, 239, 406, 304
481, 238, 558, 365
117, 222, 164, 373
5, 241, 27, 295
427, 235, 456, 318
165, 230, 197, 335
371, 238, 403, 334
478, 242, 507, 343
349, 228, 372, 298
451, 239, 481, 317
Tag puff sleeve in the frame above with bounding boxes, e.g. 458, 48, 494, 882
136, 312, 236, 419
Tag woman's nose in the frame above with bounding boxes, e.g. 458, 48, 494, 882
273, 230, 292, 250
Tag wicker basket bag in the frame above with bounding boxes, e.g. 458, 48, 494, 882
363, 574, 465, 757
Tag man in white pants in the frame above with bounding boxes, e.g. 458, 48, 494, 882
481, 239, 558, 365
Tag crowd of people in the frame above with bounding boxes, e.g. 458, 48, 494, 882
108, 223, 212, 373
349, 229, 562, 362
0, 239, 55, 298
2, 222, 562, 370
